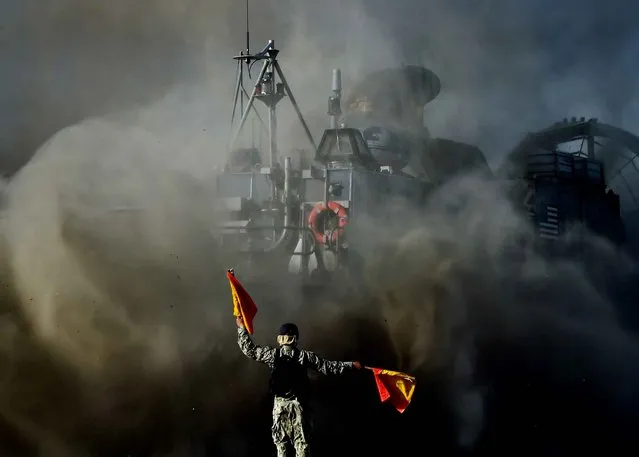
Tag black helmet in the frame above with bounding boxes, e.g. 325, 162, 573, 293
278, 323, 299, 338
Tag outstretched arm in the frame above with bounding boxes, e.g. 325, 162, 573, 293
303, 350, 361, 375
236, 318, 276, 365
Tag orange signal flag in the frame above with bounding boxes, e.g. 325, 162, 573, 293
367, 367, 416, 413
227, 269, 258, 334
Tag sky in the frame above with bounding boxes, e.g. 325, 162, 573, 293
1, 0, 639, 175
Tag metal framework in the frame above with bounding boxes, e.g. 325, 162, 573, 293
228, 39, 316, 168
506, 117, 639, 213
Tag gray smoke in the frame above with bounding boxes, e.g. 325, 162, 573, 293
4, 0, 638, 171
1, 0, 639, 456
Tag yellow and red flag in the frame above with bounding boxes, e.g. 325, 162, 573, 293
227, 269, 258, 334
367, 367, 416, 413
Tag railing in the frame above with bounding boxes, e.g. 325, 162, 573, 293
212, 225, 318, 255
525, 150, 604, 186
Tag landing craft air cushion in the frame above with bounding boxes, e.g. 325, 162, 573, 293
215, 38, 632, 287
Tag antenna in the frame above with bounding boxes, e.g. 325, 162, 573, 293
228, 0, 268, 152
245, 0, 250, 59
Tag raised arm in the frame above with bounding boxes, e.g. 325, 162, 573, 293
237, 323, 276, 365
303, 350, 361, 375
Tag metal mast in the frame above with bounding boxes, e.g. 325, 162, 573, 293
227, 2, 316, 168
229, 40, 316, 167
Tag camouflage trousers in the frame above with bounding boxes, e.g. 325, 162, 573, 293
271, 397, 313, 457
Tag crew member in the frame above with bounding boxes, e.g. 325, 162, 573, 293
236, 317, 362, 457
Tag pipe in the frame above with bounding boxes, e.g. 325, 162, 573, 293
265, 156, 294, 252
324, 166, 329, 206
269, 102, 277, 167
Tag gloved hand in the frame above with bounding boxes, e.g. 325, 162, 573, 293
235, 316, 245, 328
352, 361, 363, 369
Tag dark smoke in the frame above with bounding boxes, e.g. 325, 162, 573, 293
1, 1, 639, 456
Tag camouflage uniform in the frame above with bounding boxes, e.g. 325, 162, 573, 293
237, 327, 353, 457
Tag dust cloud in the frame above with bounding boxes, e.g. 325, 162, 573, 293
1, 0, 639, 456
2, 124, 637, 455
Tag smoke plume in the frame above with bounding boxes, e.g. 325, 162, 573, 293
1, 0, 639, 456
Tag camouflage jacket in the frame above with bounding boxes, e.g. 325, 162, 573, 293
237, 327, 354, 375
